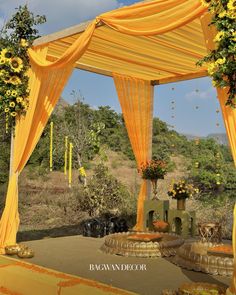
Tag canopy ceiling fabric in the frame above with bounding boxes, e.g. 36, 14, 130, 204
32, 0, 208, 83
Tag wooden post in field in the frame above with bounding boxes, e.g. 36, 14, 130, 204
68, 142, 73, 188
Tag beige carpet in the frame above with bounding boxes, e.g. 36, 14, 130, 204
11, 235, 231, 295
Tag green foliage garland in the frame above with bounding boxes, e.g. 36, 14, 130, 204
198, 0, 236, 107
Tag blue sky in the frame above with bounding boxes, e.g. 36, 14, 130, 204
0, 0, 225, 136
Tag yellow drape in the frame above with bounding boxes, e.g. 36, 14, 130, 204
201, 12, 236, 292
218, 88, 236, 165
113, 74, 153, 231
100, 0, 206, 36
228, 205, 236, 295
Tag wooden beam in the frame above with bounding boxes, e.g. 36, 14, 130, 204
33, 20, 92, 47
47, 56, 208, 84
152, 70, 208, 85
75, 63, 113, 77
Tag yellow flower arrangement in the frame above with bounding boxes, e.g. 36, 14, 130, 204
227, 0, 236, 10
6, 90, 11, 96
216, 57, 226, 65
9, 57, 23, 73
0, 70, 7, 76
9, 76, 21, 85
20, 39, 29, 47
207, 63, 217, 75
0, 57, 6, 65
168, 180, 198, 200
0, 6, 46, 130
219, 10, 227, 17
1, 49, 13, 60
214, 31, 225, 42
197, 0, 236, 107
3, 76, 11, 83
16, 97, 23, 103
200, 0, 210, 7
79, 167, 86, 177
11, 90, 17, 97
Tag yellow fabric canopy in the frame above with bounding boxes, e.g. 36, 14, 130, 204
0, 0, 235, 291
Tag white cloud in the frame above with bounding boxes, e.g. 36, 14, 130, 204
0, 0, 120, 34
185, 87, 216, 101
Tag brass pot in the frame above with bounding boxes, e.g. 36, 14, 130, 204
5, 244, 22, 255
177, 198, 186, 210
178, 282, 226, 295
17, 247, 34, 259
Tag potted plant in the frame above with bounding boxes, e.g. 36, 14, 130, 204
168, 180, 199, 210
140, 159, 167, 200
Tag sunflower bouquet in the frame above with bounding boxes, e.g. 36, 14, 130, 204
0, 5, 46, 131
167, 180, 199, 200
139, 159, 167, 180
0, 44, 29, 131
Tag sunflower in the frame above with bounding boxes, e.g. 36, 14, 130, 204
4, 108, 9, 113
0, 70, 7, 77
9, 57, 23, 73
20, 39, 29, 47
10, 112, 17, 117
6, 90, 11, 96
1, 48, 13, 60
9, 76, 21, 85
16, 97, 23, 103
207, 62, 217, 75
0, 57, 6, 65
228, 0, 236, 11
214, 31, 225, 42
9, 102, 15, 108
3, 76, 11, 83
216, 57, 226, 65
218, 10, 227, 18
11, 90, 17, 97
200, 0, 210, 7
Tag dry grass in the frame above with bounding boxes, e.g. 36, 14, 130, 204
0, 151, 232, 240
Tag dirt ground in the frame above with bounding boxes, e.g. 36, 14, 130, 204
17, 235, 231, 295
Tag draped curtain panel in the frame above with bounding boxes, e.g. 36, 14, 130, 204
113, 74, 153, 231
201, 13, 236, 293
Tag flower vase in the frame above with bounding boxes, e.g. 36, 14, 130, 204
177, 198, 186, 210
150, 179, 158, 200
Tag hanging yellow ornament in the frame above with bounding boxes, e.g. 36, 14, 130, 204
64, 136, 68, 176
5, 112, 9, 134
49, 122, 53, 172
68, 142, 73, 188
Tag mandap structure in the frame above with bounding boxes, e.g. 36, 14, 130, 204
0, 0, 235, 293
